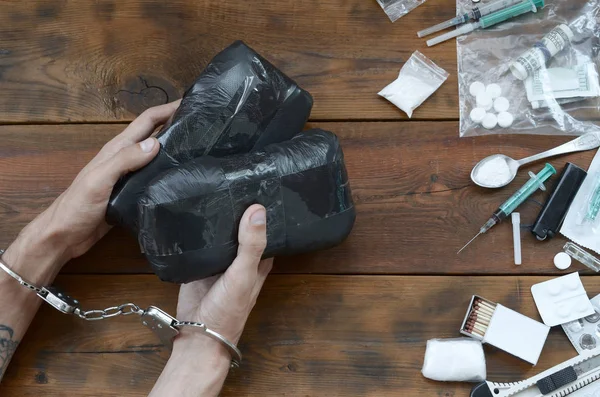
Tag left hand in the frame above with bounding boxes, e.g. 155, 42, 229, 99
4, 100, 180, 280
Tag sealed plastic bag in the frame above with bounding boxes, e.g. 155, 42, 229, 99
457, 0, 600, 137
379, 51, 449, 118
376, 0, 426, 22
138, 129, 355, 283
422, 338, 486, 382
107, 41, 313, 230
562, 150, 600, 254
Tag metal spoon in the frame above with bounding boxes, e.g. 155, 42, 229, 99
471, 131, 600, 188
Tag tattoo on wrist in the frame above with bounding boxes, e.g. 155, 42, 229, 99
0, 325, 19, 379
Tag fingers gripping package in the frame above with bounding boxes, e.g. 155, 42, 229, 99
138, 130, 356, 283
107, 41, 313, 230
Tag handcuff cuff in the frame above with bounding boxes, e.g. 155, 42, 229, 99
0, 250, 242, 368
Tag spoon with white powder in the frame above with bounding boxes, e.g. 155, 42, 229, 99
471, 131, 600, 188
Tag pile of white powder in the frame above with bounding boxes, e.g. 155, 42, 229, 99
475, 156, 511, 186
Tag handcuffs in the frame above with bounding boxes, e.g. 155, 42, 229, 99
0, 250, 242, 367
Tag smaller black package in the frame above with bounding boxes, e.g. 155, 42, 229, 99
138, 129, 355, 283
107, 41, 313, 231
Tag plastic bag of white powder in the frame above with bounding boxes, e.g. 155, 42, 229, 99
422, 338, 486, 382
378, 51, 449, 118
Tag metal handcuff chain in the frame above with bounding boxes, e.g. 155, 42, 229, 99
0, 251, 241, 367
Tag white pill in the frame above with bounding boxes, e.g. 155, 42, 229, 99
482, 113, 497, 129
469, 81, 486, 97
497, 112, 514, 128
577, 300, 589, 313
476, 92, 493, 110
556, 303, 570, 318
554, 252, 571, 270
486, 83, 502, 99
469, 108, 487, 124
565, 276, 579, 290
494, 97, 510, 113
547, 282, 562, 296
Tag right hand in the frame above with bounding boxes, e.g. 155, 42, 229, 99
150, 203, 272, 397
175, 204, 273, 346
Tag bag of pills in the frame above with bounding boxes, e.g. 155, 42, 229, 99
378, 51, 449, 118
456, 0, 600, 137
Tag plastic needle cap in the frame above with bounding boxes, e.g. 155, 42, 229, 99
512, 212, 522, 265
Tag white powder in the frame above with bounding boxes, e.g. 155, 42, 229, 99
378, 51, 449, 118
475, 156, 511, 186
378, 75, 438, 118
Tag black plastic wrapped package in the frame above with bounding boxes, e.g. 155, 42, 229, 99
107, 41, 313, 230
138, 129, 356, 283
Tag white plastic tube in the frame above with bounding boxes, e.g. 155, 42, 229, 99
512, 212, 522, 265
427, 23, 478, 47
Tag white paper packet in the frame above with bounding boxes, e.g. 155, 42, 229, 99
561, 148, 600, 254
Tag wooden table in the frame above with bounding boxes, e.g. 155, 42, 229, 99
0, 1, 597, 395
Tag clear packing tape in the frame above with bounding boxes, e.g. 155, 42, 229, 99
107, 41, 313, 231
138, 130, 356, 284
457, 0, 600, 137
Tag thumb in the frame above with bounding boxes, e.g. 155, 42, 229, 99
220, 205, 268, 293
97, 137, 160, 187
235, 204, 268, 264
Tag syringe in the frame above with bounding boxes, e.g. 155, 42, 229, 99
584, 173, 600, 222
418, 0, 524, 38
427, 0, 545, 47
458, 163, 556, 254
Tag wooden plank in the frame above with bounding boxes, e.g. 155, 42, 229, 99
0, 122, 595, 275
0, 274, 591, 396
0, 0, 458, 123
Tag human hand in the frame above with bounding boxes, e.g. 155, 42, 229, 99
175, 204, 273, 346
149, 204, 272, 397
3, 101, 180, 281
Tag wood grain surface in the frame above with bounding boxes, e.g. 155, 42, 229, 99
0, 0, 459, 122
0, 275, 592, 396
2, 0, 599, 396
0, 122, 593, 275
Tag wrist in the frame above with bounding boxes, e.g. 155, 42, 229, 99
172, 330, 232, 370
151, 332, 231, 397
2, 215, 69, 285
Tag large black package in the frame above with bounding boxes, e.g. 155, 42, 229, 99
107, 41, 313, 230
138, 129, 356, 283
